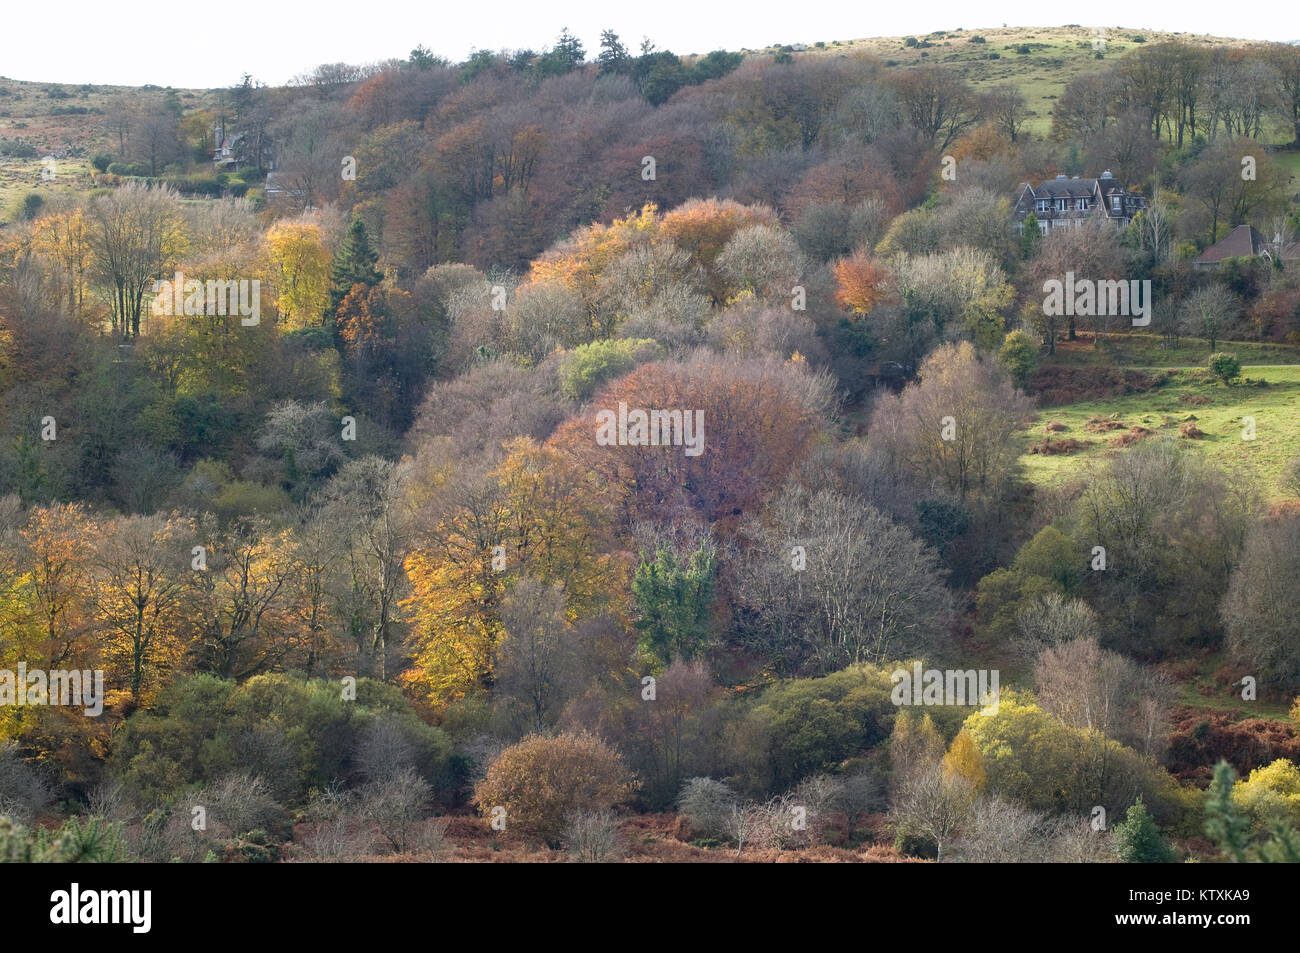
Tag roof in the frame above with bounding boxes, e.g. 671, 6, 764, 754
1030, 177, 1101, 198
1196, 225, 1300, 264
1199, 225, 1265, 262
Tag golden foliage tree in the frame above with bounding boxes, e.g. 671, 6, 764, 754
265, 221, 332, 330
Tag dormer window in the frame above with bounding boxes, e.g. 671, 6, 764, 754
1036, 199, 1050, 213
1112, 196, 1121, 211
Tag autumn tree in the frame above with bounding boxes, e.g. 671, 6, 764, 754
833, 251, 891, 317
549, 353, 833, 532
91, 514, 192, 707
89, 182, 187, 339
892, 66, 980, 151
266, 222, 331, 330
187, 516, 297, 680
867, 341, 1031, 500
403, 439, 621, 707
30, 208, 94, 323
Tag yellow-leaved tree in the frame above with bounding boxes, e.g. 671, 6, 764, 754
265, 221, 332, 331
942, 728, 987, 792
402, 437, 626, 709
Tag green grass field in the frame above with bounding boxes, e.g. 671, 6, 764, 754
1019, 363, 1300, 498
1043, 333, 1300, 368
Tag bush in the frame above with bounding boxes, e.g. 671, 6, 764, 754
998, 329, 1039, 390
1232, 759, 1300, 830
110, 673, 452, 806
563, 809, 623, 862
91, 154, 111, 172
106, 161, 150, 177
1281, 456, 1300, 498
558, 338, 661, 401
676, 777, 739, 839
20, 193, 44, 220
1208, 352, 1241, 384
473, 732, 636, 843
0, 743, 51, 825
358, 766, 433, 853
0, 815, 128, 863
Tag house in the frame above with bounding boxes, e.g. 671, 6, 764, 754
1013, 171, 1147, 234
212, 121, 276, 172
1194, 224, 1300, 268
263, 172, 307, 206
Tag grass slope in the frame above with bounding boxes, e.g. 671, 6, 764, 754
1020, 363, 1300, 498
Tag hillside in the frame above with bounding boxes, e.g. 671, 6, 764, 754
2, 21, 1300, 876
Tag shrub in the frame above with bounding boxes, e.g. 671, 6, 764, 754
1233, 759, 1300, 830
1208, 352, 1241, 384
91, 154, 111, 172
110, 673, 452, 806
558, 337, 661, 401
473, 732, 636, 842
106, 161, 150, 177
1282, 456, 1300, 498
676, 777, 739, 839
997, 329, 1039, 390
0, 815, 128, 863
20, 193, 44, 220
358, 766, 433, 853
563, 809, 623, 862
0, 743, 52, 826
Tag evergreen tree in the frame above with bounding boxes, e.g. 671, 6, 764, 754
597, 30, 630, 76
1021, 212, 1042, 260
329, 217, 382, 313
1205, 759, 1300, 862
1112, 796, 1176, 863
1205, 760, 1251, 862
632, 540, 717, 666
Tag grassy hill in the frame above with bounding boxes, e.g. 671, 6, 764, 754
805, 25, 1264, 139
1019, 359, 1300, 499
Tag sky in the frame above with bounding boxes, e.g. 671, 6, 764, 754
5, 0, 1299, 88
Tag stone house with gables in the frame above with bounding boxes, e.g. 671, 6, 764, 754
1013, 171, 1147, 234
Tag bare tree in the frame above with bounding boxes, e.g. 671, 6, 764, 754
89, 181, 185, 339
889, 761, 977, 862
731, 485, 951, 674
1223, 514, 1300, 689
1181, 283, 1238, 353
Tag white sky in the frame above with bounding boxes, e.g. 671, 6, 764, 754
5, 0, 1299, 88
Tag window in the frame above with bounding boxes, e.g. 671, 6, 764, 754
1112, 195, 1121, 210
1036, 199, 1050, 213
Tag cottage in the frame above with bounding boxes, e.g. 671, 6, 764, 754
1194, 224, 1300, 268
1013, 171, 1146, 233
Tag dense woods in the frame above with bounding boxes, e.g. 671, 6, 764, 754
1, 24, 1300, 864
